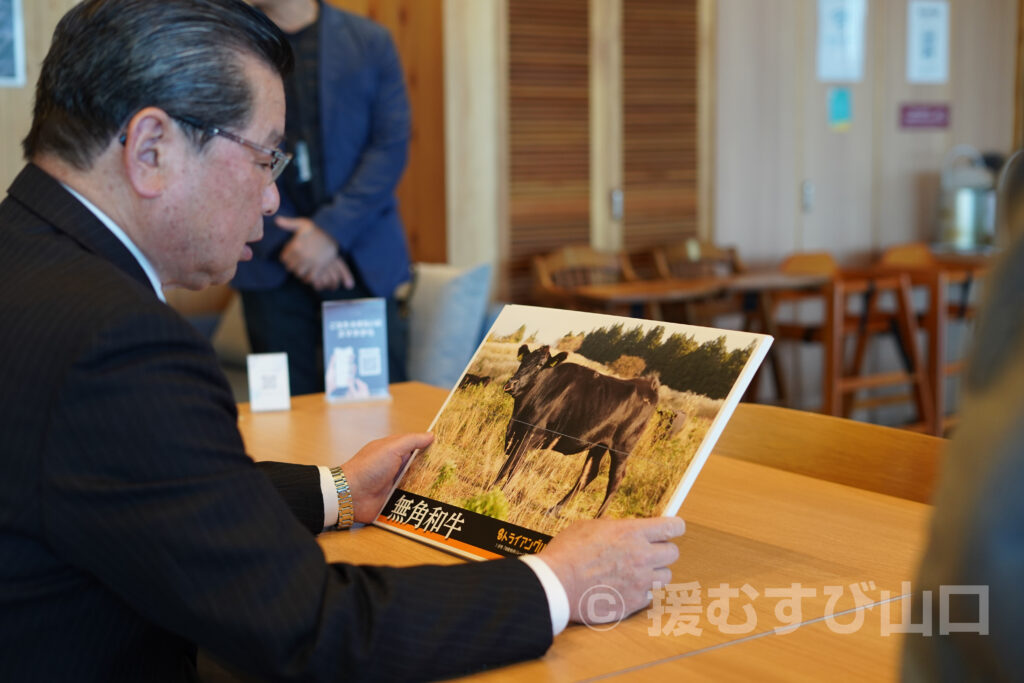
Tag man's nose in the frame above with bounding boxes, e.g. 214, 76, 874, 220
262, 179, 280, 216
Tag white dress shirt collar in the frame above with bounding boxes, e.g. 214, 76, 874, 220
61, 183, 166, 303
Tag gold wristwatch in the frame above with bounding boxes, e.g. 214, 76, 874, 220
329, 466, 354, 530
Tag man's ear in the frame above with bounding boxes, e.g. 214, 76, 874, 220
121, 107, 175, 199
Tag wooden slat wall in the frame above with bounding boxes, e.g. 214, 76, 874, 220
508, 0, 591, 302
622, 0, 699, 250
0, 0, 80, 193
328, 0, 446, 263
1017, 0, 1024, 150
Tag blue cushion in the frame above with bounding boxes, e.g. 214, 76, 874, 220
407, 263, 493, 388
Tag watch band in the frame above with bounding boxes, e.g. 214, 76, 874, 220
329, 466, 354, 530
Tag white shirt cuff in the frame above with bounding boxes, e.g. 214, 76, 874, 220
317, 465, 338, 532
519, 554, 570, 636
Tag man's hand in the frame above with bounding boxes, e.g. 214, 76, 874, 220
341, 433, 434, 524
538, 517, 686, 624
277, 216, 355, 291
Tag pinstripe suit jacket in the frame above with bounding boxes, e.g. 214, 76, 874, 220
0, 164, 550, 682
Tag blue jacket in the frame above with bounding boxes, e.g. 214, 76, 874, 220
233, 3, 412, 298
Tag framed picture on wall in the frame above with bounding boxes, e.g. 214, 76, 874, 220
0, 0, 25, 88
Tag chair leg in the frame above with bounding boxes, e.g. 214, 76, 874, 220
822, 281, 844, 418
925, 271, 948, 436
843, 285, 879, 417
892, 275, 936, 434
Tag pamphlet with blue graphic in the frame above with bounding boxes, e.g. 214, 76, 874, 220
375, 304, 771, 561
321, 298, 389, 403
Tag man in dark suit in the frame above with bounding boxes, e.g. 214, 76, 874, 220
0, 1, 685, 680
233, 0, 412, 393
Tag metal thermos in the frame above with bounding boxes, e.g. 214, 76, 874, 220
937, 145, 996, 250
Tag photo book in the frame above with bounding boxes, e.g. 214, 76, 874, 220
374, 304, 772, 561
321, 298, 390, 403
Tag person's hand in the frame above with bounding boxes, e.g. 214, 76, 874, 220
277, 216, 354, 290
341, 433, 434, 523
309, 256, 352, 292
538, 516, 685, 624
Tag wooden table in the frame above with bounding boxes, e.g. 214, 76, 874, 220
569, 271, 830, 405
569, 276, 724, 319
723, 272, 831, 403
237, 383, 934, 682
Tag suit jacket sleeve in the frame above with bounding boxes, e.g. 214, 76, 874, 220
41, 307, 551, 681
312, 23, 410, 252
254, 461, 326, 535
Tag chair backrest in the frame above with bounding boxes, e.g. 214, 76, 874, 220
779, 251, 840, 276
407, 262, 493, 389
715, 403, 945, 503
879, 242, 937, 268
651, 239, 743, 279
533, 244, 636, 294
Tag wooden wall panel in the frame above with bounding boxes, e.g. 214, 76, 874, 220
328, 0, 446, 263
444, 0, 507, 273
0, 0, 79, 193
622, 0, 700, 250
507, 0, 591, 302
713, 0, 800, 265
715, 0, 1019, 268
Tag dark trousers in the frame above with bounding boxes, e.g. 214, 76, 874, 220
240, 276, 408, 396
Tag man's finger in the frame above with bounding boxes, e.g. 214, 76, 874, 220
338, 258, 355, 290
637, 516, 686, 542
647, 540, 680, 568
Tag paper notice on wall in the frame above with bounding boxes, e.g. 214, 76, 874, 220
816, 0, 867, 83
907, 0, 949, 84
0, 0, 26, 87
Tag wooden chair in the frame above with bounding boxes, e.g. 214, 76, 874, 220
646, 239, 745, 325
869, 242, 982, 434
771, 251, 840, 343
823, 270, 936, 433
716, 403, 945, 503
532, 244, 639, 311
769, 252, 935, 432
651, 239, 744, 279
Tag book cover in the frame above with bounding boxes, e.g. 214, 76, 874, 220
322, 298, 390, 403
375, 304, 772, 560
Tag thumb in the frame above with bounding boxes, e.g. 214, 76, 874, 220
386, 432, 435, 456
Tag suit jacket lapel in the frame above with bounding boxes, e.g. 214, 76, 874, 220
6, 163, 153, 292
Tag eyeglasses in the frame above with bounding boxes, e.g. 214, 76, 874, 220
170, 114, 292, 182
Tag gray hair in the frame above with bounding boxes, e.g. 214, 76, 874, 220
23, 0, 293, 169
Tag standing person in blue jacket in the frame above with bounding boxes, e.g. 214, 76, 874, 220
234, 0, 412, 393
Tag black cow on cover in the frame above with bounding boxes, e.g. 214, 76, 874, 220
495, 344, 659, 517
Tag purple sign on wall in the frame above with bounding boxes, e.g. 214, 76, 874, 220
900, 103, 950, 129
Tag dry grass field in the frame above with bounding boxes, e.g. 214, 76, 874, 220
399, 341, 723, 537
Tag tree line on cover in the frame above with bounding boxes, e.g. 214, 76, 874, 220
575, 323, 753, 400
488, 322, 754, 399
